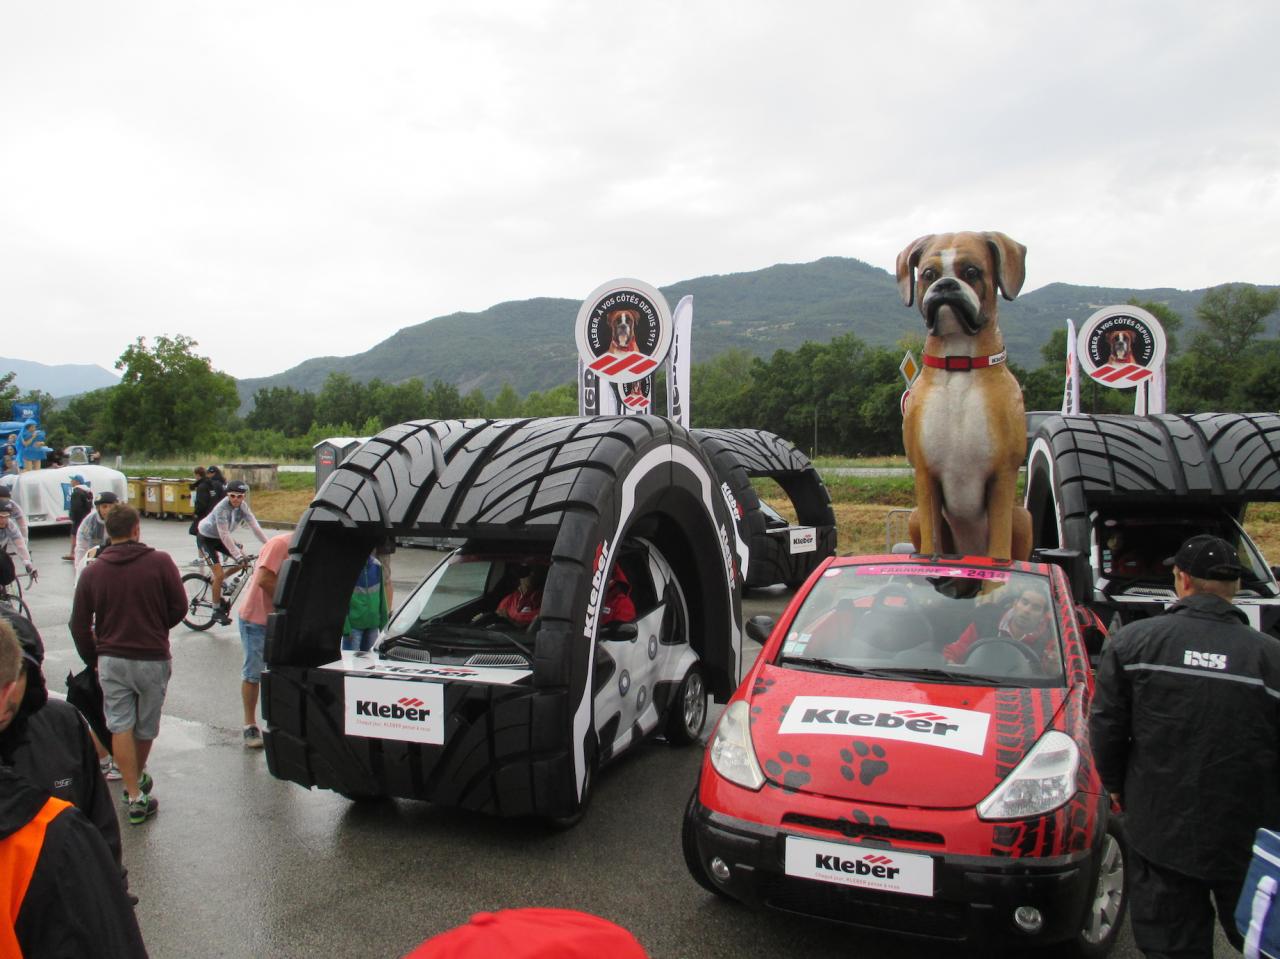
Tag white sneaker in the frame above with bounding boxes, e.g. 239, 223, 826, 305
100, 757, 123, 781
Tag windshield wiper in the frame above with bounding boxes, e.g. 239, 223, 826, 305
875, 667, 1008, 686
779, 656, 899, 677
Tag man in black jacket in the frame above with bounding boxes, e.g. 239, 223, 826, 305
0, 610, 125, 881
65, 472, 93, 561
0, 638, 147, 957
1090, 534, 1280, 959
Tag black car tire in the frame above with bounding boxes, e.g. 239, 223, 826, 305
692, 428, 836, 589
1057, 815, 1127, 959
663, 664, 707, 746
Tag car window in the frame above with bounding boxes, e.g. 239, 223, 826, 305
389, 555, 495, 630
1097, 509, 1273, 590
779, 565, 1064, 687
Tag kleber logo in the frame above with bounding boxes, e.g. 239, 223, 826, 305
789, 526, 816, 555
574, 279, 673, 385
583, 540, 613, 638
1184, 650, 1228, 671
344, 677, 444, 745
778, 696, 991, 755
785, 836, 933, 896
719, 482, 743, 521
717, 522, 737, 586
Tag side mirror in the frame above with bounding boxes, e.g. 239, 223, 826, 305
600, 622, 638, 641
1077, 605, 1107, 659
1034, 547, 1091, 605
746, 615, 775, 644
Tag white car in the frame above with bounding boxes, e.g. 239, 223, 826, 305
1, 465, 128, 528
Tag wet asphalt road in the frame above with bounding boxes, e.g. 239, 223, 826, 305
23, 519, 1234, 958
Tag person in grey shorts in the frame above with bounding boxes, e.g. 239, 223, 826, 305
70, 504, 186, 826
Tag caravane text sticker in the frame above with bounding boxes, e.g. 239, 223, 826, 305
344, 676, 444, 744
778, 696, 991, 755
853, 565, 1010, 581
785, 837, 934, 897
321, 654, 531, 686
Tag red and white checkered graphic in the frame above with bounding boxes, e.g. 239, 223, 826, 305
1091, 363, 1153, 384
588, 353, 659, 378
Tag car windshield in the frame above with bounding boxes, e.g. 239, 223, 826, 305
382, 551, 549, 662
1096, 509, 1274, 594
777, 564, 1064, 688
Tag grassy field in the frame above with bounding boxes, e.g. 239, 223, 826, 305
132, 461, 1280, 563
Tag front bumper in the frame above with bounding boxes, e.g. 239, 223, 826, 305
685, 797, 1100, 944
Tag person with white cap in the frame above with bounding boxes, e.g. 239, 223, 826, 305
196, 480, 268, 625
1091, 533, 1280, 958
74, 491, 119, 572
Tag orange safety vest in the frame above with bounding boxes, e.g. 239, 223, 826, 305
0, 796, 72, 959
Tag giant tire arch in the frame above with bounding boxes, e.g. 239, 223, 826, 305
1025, 412, 1280, 555
692, 428, 837, 588
262, 416, 745, 819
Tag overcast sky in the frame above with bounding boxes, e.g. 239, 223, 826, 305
2, 1, 1277, 382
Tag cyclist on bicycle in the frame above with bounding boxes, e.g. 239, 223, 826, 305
196, 481, 268, 625
0, 485, 29, 539
0, 504, 36, 588
73, 491, 118, 573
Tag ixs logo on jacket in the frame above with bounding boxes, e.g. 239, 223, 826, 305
344, 677, 444, 745
779, 696, 990, 755
1184, 650, 1229, 671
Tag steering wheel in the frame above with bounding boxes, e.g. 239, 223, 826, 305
960, 637, 1043, 669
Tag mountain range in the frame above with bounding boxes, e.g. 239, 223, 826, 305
236, 257, 1273, 407
0, 356, 119, 400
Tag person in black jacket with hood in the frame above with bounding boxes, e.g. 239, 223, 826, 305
0, 609, 125, 881
0, 631, 147, 958
1090, 534, 1280, 959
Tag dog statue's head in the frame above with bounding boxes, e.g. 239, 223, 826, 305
895, 232, 1027, 336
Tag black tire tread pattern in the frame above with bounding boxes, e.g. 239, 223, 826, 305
692, 427, 836, 588
1026, 412, 1280, 555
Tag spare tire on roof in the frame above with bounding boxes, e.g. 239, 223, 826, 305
263, 416, 744, 820
692, 428, 837, 589
1025, 412, 1280, 555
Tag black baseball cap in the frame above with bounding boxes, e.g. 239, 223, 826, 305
1164, 534, 1246, 582
226, 480, 249, 494
94, 491, 119, 506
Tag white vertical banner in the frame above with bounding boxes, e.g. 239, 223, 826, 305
666, 295, 693, 428
599, 382, 620, 415
1062, 318, 1080, 414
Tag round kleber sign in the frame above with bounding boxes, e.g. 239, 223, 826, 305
1076, 305, 1166, 388
575, 278, 673, 385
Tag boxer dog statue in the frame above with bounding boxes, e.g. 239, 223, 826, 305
896, 231, 1032, 561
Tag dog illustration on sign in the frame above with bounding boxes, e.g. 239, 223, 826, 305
1105, 329, 1135, 366
606, 308, 641, 356
895, 231, 1032, 561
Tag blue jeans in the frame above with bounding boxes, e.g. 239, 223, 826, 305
342, 627, 380, 652
239, 620, 266, 682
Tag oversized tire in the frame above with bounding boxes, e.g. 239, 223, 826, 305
264, 416, 745, 820
1026, 412, 1280, 555
692, 428, 836, 589
181, 573, 219, 631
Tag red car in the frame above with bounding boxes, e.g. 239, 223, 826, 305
683, 554, 1127, 956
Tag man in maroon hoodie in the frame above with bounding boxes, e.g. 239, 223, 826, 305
70, 504, 186, 826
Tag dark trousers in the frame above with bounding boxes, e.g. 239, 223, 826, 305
1129, 848, 1245, 959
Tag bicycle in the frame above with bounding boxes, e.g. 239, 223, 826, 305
0, 568, 36, 621
182, 554, 256, 631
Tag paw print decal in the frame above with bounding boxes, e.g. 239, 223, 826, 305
840, 740, 889, 785
752, 676, 776, 697
764, 750, 812, 790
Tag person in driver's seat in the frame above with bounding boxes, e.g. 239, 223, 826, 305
601, 566, 636, 626
943, 587, 1053, 667
496, 565, 544, 627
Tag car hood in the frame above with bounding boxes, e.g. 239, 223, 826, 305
748, 664, 1068, 808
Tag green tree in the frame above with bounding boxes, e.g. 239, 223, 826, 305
1127, 298, 1183, 358
246, 386, 317, 437
491, 384, 521, 418
370, 378, 428, 425
104, 336, 238, 454
521, 383, 576, 417
0, 372, 17, 411
1192, 284, 1279, 364
50, 388, 114, 450
690, 349, 755, 429
315, 373, 373, 429
424, 380, 465, 419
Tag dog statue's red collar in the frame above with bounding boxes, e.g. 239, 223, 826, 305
922, 349, 1007, 372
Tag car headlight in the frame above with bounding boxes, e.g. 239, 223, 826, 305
709, 700, 765, 791
977, 730, 1079, 820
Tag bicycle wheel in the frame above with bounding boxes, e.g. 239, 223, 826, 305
181, 573, 220, 631
0, 592, 31, 621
